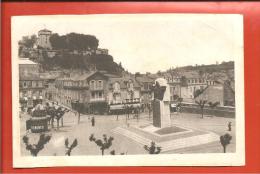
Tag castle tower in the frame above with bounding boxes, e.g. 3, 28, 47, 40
37, 29, 52, 49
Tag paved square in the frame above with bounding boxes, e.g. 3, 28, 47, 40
20, 111, 236, 156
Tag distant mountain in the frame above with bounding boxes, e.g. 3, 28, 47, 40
167, 61, 234, 74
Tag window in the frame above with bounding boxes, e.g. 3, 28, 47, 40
114, 82, 120, 91
36, 82, 38, 87
99, 91, 102, 98
39, 81, 42, 87
98, 80, 103, 88
91, 92, 95, 98
90, 80, 95, 89
23, 82, 27, 87
144, 83, 149, 90
28, 81, 32, 87
128, 80, 134, 90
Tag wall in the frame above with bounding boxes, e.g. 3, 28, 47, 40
179, 103, 235, 118
195, 85, 224, 106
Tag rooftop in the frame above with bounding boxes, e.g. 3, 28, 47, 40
38, 28, 52, 33
20, 74, 43, 81
18, 58, 38, 65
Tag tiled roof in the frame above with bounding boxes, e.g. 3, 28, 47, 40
109, 77, 140, 88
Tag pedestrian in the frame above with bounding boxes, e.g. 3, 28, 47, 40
228, 122, 232, 131
91, 117, 95, 127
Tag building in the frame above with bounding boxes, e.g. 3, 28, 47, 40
37, 29, 52, 49
161, 72, 181, 102
95, 48, 109, 55
107, 76, 141, 105
19, 75, 46, 108
195, 81, 235, 107
19, 58, 39, 77
134, 74, 154, 105
40, 72, 61, 100
179, 71, 207, 102
53, 71, 111, 114
53, 73, 89, 107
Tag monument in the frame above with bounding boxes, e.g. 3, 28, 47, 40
152, 78, 171, 128
113, 78, 219, 153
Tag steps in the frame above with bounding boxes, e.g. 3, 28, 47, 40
112, 127, 151, 145
112, 127, 220, 152
159, 132, 219, 152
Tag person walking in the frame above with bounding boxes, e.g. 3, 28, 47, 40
91, 116, 95, 127
228, 122, 232, 131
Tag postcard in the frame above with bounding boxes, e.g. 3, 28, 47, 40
11, 14, 244, 167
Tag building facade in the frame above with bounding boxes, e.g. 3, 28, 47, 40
195, 81, 235, 107
19, 75, 45, 108
107, 77, 141, 105
37, 29, 52, 49
19, 58, 39, 77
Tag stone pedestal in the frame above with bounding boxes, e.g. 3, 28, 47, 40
153, 100, 171, 128
152, 78, 171, 128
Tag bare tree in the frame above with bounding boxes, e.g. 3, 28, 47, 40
22, 134, 51, 156
65, 138, 78, 156
195, 100, 207, 118
89, 134, 114, 156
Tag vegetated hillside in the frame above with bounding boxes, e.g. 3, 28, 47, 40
39, 51, 125, 75
19, 32, 125, 75
166, 61, 234, 74
173, 61, 234, 74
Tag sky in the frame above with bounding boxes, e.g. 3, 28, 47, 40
12, 14, 243, 73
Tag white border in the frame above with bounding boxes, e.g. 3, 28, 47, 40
11, 14, 245, 167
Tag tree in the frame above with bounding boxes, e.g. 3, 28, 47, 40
144, 141, 161, 154
193, 89, 203, 98
49, 32, 99, 50
220, 133, 232, 153
19, 35, 37, 48
208, 101, 220, 109
22, 134, 51, 156
65, 138, 78, 156
49, 33, 67, 50
74, 101, 84, 124
195, 100, 207, 118
18, 35, 37, 57
89, 134, 114, 155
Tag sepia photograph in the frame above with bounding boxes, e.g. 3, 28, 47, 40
11, 14, 244, 167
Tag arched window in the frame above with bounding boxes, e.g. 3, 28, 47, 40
90, 80, 95, 89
